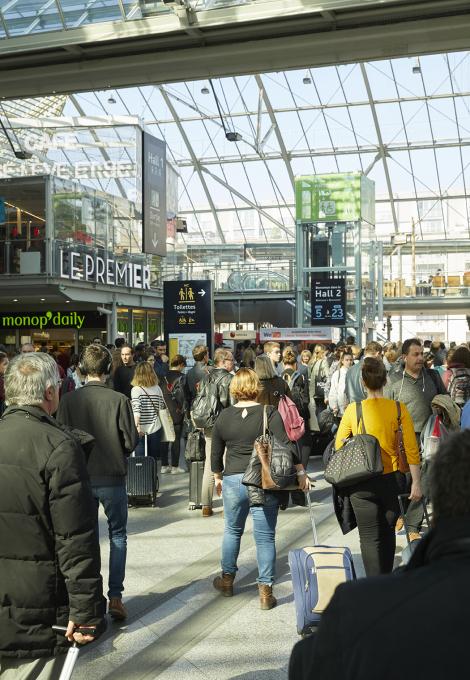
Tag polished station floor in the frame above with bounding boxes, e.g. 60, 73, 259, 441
73, 459, 407, 680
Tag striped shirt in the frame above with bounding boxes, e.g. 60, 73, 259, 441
131, 385, 166, 433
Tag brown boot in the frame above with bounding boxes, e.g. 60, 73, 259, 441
258, 584, 277, 610
213, 572, 235, 597
202, 506, 213, 517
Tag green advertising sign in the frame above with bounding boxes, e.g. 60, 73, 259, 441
295, 173, 375, 224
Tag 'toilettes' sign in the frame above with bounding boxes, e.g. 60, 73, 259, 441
59, 250, 151, 290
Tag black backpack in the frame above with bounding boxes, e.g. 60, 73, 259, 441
166, 374, 186, 411
283, 370, 308, 419
191, 373, 222, 429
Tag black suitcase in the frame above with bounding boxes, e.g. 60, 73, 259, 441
188, 460, 204, 510
127, 434, 159, 507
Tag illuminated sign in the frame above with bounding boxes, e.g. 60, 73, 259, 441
164, 280, 214, 353
311, 277, 346, 326
59, 250, 151, 290
1, 311, 85, 330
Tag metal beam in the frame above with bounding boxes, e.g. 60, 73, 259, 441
159, 86, 226, 244
172, 138, 470, 167
69, 94, 128, 199
254, 74, 295, 189
142, 90, 470, 125
200, 166, 295, 238
360, 63, 399, 233
1, 5, 470, 97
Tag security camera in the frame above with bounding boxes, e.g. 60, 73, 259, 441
97, 306, 112, 315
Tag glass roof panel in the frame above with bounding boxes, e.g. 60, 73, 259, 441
3, 50, 470, 243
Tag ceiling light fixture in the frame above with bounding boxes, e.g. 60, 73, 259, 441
302, 75, 312, 85
13, 298, 18, 302
40, 298, 45, 301
108, 95, 116, 104
208, 80, 242, 143
201, 86, 210, 95
412, 58, 421, 75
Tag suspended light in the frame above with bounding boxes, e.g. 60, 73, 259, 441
412, 59, 421, 75
201, 86, 210, 95
303, 75, 312, 85
108, 95, 116, 104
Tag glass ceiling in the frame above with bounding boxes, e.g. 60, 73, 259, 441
1, 50, 470, 246
0, 0, 277, 37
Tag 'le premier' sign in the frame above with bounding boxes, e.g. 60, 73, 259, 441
59, 250, 151, 290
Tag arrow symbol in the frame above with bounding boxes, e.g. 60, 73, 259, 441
198, 289, 206, 297
152, 232, 158, 248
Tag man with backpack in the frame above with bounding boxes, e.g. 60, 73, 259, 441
385, 338, 446, 541
442, 345, 470, 406
191, 348, 234, 516
186, 344, 210, 408
160, 354, 189, 474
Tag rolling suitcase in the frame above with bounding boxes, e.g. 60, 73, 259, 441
188, 460, 204, 510
288, 492, 356, 636
126, 433, 159, 507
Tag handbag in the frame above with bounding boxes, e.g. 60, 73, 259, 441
395, 401, 409, 474
142, 387, 175, 442
159, 408, 176, 443
324, 402, 383, 488
250, 406, 298, 491
185, 418, 206, 462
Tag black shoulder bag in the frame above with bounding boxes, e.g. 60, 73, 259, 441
324, 401, 383, 488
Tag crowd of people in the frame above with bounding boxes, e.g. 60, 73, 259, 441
1, 332, 470, 678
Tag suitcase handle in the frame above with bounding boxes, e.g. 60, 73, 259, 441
397, 493, 431, 548
306, 490, 318, 545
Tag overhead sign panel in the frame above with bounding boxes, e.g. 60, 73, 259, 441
295, 173, 375, 224
142, 132, 166, 256
311, 277, 346, 326
164, 280, 214, 353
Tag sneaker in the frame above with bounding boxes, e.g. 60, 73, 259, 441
408, 531, 421, 542
160, 466, 171, 474
108, 598, 127, 621
171, 467, 186, 474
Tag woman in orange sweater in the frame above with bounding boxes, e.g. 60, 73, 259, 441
335, 357, 421, 576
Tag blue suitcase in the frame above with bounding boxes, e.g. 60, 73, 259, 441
288, 492, 356, 636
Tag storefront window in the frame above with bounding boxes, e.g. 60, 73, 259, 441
132, 309, 146, 345
147, 311, 162, 342
117, 308, 130, 342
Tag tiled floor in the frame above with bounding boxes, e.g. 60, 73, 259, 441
72, 460, 408, 680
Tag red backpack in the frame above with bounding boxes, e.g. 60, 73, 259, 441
278, 395, 305, 441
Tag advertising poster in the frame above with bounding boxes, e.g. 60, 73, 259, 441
259, 327, 336, 342
142, 132, 167, 256
168, 333, 207, 367
295, 173, 375, 223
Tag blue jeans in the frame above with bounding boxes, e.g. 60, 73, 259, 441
92, 484, 128, 599
221, 473, 280, 585
135, 429, 162, 460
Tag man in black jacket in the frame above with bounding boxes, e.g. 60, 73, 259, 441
289, 430, 470, 680
186, 344, 210, 407
57, 345, 139, 623
199, 348, 234, 517
0, 352, 106, 679
113, 344, 136, 398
